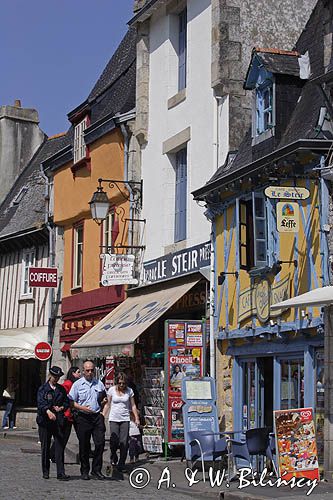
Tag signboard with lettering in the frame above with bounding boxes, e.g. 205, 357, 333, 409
182, 377, 219, 461
277, 202, 300, 233
165, 320, 205, 445
143, 241, 210, 283
29, 267, 58, 288
238, 276, 290, 323
100, 253, 138, 286
274, 407, 320, 481
265, 186, 310, 200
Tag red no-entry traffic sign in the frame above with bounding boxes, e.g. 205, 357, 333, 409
35, 342, 52, 361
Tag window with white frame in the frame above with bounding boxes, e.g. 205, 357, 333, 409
21, 249, 35, 296
103, 211, 116, 251
73, 224, 84, 288
239, 193, 267, 270
174, 147, 187, 242
73, 117, 88, 164
178, 8, 187, 91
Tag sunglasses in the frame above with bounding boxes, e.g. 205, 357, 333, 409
118, 382, 126, 386
85, 369, 94, 372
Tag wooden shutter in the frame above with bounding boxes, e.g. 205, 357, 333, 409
175, 148, 187, 242
178, 9, 187, 91
239, 200, 248, 269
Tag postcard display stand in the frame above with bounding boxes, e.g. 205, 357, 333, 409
142, 367, 164, 454
165, 319, 205, 449
181, 377, 218, 461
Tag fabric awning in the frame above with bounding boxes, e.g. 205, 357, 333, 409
0, 326, 48, 359
71, 277, 200, 359
271, 285, 333, 310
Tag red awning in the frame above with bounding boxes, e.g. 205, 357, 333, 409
61, 343, 71, 353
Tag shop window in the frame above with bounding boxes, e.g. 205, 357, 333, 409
315, 350, 324, 466
239, 193, 267, 270
21, 249, 35, 297
175, 147, 187, 242
72, 223, 84, 289
280, 358, 304, 410
73, 117, 88, 164
178, 8, 187, 91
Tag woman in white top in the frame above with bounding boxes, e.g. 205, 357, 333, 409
104, 372, 139, 472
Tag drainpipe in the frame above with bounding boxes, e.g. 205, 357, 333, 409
209, 223, 216, 378
120, 123, 134, 250
40, 164, 56, 370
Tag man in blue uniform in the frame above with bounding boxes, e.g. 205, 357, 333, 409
36, 366, 70, 481
69, 360, 106, 480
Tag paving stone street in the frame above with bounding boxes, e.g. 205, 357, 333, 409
0, 437, 195, 500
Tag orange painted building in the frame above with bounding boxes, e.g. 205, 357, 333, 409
42, 29, 137, 353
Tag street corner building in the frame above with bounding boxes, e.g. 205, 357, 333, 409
0, 101, 69, 428
193, 0, 333, 479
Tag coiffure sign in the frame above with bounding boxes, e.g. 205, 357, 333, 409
29, 267, 58, 288
143, 241, 210, 283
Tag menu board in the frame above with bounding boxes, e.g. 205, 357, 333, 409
274, 407, 320, 481
185, 380, 212, 400
165, 320, 204, 445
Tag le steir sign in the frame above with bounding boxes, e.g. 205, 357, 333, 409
238, 275, 290, 323
264, 186, 310, 200
100, 253, 138, 286
28, 267, 58, 288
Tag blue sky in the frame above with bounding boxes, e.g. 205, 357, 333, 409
0, 0, 134, 135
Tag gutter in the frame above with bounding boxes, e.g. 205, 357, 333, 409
192, 138, 333, 200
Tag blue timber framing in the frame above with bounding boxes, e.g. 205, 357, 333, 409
320, 177, 329, 287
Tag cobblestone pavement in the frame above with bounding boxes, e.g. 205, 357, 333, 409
0, 438, 197, 500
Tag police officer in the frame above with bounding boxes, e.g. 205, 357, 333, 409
69, 360, 106, 480
36, 366, 70, 481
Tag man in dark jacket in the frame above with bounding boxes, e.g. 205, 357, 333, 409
37, 366, 70, 481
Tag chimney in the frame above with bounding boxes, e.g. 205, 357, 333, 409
14, 99, 21, 108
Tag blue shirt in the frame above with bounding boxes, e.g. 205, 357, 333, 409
68, 377, 106, 413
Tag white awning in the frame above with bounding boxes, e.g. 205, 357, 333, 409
71, 277, 200, 359
0, 326, 48, 359
271, 286, 333, 310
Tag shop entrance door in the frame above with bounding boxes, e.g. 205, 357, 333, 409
242, 357, 273, 430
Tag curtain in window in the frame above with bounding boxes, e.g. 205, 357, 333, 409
175, 148, 187, 242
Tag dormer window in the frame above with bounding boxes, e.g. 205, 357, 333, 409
74, 117, 88, 164
256, 82, 273, 135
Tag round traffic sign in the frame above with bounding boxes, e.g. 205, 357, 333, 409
35, 341, 52, 361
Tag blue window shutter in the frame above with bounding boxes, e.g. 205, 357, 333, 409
178, 9, 187, 91
175, 148, 187, 242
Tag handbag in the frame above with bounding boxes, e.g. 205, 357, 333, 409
2, 389, 12, 399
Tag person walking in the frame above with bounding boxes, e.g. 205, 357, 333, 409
69, 360, 107, 480
50, 366, 81, 462
36, 366, 70, 481
104, 372, 140, 473
2, 377, 18, 430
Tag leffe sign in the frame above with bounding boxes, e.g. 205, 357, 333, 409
143, 241, 211, 283
100, 253, 138, 286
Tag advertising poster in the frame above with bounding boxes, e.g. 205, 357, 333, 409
274, 407, 320, 481
165, 320, 204, 444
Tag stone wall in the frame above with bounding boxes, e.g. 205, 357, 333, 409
211, 0, 317, 151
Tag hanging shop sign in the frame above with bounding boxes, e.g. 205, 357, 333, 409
265, 186, 310, 200
35, 341, 52, 361
100, 253, 138, 286
143, 241, 210, 283
274, 407, 320, 481
238, 275, 289, 323
165, 320, 205, 445
276, 201, 300, 233
29, 267, 58, 288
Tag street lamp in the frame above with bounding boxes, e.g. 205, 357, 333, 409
89, 180, 110, 225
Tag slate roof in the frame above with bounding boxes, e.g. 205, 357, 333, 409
255, 50, 300, 77
194, 1, 331, 198
0, 134, 69, 239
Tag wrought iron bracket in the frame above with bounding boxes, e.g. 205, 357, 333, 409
98, 177, 143, 208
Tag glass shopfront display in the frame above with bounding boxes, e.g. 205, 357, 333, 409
280, 358, 304, 410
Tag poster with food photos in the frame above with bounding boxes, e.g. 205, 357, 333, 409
274, 407, 320, 481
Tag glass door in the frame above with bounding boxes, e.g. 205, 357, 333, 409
242, 359, 266, 430
280, 358, 304, 409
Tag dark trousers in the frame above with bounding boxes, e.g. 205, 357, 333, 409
39, 423, 65, 476
128, 435, 142, 459
110, 421, 129, 467
75, 412, 105, 475
50, 419, 72, 462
